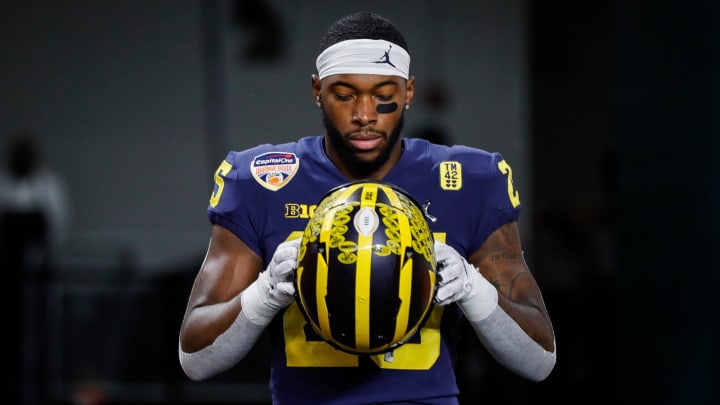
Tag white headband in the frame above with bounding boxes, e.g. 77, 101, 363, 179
316, 39, 410, 80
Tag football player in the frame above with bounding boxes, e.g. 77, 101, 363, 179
179, 11, 556, 404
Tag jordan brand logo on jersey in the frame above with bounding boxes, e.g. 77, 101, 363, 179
374, 45, 397, 68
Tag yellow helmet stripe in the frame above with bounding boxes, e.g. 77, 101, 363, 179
355, 182, 378, 351
319, 184, 360, 239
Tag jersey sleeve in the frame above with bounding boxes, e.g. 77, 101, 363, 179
453, 147, 523, 252
206, 149, 265, 257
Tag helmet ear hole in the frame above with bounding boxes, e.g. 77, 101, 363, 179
295, 180, 437, 355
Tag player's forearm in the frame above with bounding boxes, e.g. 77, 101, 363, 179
179, 307, 265, 381
179, 296, 244, 352
467, 304, 556, 382
179, 271, 293, 381
496, 295, 555, 352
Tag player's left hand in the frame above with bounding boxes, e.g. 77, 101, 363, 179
434, 240, 498, 321
434, 240, 476, 305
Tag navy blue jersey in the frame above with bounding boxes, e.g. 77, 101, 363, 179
207, 136, 522, 404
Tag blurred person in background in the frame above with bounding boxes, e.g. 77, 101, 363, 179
0, 130, 70, 404
0, 130, 70, 259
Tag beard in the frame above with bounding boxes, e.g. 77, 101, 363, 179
322, 112, 404, 179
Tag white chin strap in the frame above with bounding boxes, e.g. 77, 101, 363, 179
316, 39, 410, 80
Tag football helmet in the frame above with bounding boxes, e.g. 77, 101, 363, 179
295, 180, 437, 355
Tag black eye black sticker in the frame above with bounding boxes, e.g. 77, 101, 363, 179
376, 102, 398, 114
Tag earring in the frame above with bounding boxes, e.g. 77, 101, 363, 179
405, 104, 410, 111
316, 96, 322, 108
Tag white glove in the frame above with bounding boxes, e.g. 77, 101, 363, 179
434, 240, 498, 322
241, 238, 301, 325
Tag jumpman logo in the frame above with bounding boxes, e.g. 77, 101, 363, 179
374, 45, 397, 68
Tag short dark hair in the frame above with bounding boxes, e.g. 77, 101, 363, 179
319, 12, 409, 54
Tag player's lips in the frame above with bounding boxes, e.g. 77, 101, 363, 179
348, 132, 383, 151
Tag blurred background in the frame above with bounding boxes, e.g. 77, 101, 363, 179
1, 0, 717, 404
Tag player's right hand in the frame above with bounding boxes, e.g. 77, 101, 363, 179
261, 238, 301, 308
241, 238, 301, 325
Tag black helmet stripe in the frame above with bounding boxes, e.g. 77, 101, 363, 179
313, 251, 332, 339
323, 184, 363, 349
296, 239, 322, 338
379, 184, 413, 343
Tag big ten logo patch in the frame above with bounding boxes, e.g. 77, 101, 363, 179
285, 203, 317, 219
